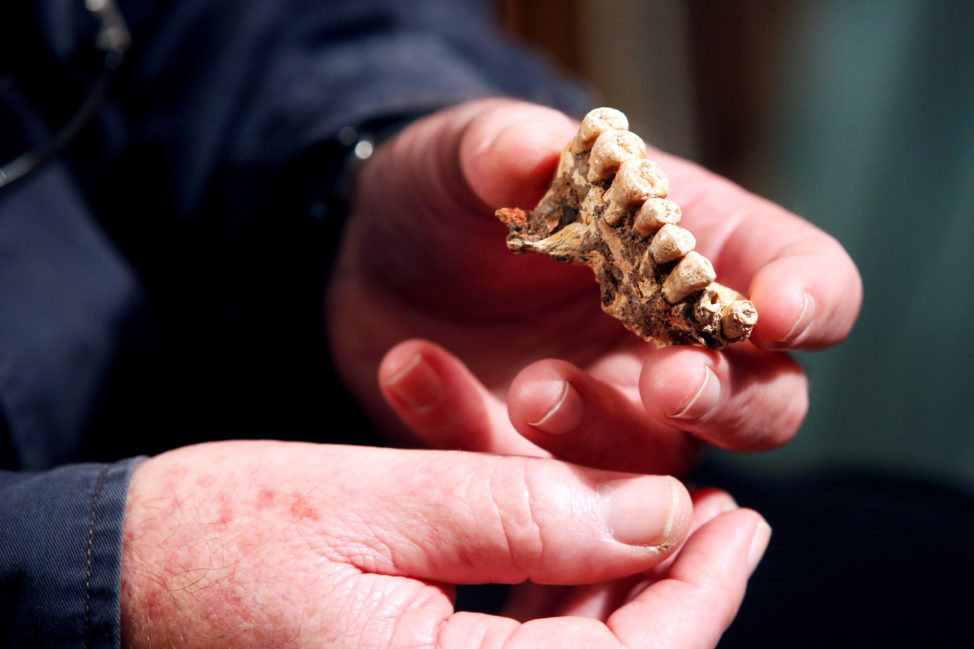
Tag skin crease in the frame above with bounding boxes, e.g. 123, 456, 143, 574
121, 98, 860, 648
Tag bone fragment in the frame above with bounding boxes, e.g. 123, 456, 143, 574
496, 107, 758, 348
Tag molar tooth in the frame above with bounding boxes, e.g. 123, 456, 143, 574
721, 301, 759, 340
694, 289, 722, 324
663, 251, 715, 304
603, 158, 668, 226
571, 107, 629, 154
649, 224, 695, 264
587, 130, 645, 182
635, 198, 681, 236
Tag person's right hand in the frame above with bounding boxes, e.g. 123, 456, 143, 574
120, 441, 770, 649
328, 99, 862, 476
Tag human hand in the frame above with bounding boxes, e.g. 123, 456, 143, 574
327, 99, 861, 474
120, 441, 769, 649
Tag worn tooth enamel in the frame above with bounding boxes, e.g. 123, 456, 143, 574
721, 300, 759, 341
649, 224, 695, 264
586, 129, 646, 183
604, 159, 669, 226
662, 252, 716, 305
634, 198, 681, 236
571, 107, 629, 154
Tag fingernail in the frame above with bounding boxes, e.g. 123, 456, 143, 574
386, 354, 443, 411
776, 291, 816, 347
671, 366, 720, 420
528, 380, 583, 435
747, 520, 772, 574
600, 476, 683, 548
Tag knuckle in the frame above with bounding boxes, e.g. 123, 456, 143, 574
483, 458, 551, 575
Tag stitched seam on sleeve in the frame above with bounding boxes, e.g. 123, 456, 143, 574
84, 467, 109, 649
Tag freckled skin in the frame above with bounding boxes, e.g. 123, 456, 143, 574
257, 488, 276, 508
217, 492, 235, 524
123, 448, 339, 648
288, 493, 320, 521
119, 436, 768, 649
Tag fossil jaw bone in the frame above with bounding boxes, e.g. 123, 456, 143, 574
496, 107, 757, 349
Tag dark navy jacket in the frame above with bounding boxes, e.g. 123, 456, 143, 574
0, 1, 587, 645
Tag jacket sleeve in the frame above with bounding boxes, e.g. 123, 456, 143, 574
74, 0, 593, 453
15, 0, 590, 225
1, 2, 592, 647
0, 459, 143, 649
109, 0, 591, 220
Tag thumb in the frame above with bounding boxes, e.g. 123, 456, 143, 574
129, 441, 693, 586
310, 444, 693, 585
457, 100, 578, 210
357, 98, 576, 223
340, 98, 591, 312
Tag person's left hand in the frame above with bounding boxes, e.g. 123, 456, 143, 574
121, 441, 770, 649
327, 98, 861, 475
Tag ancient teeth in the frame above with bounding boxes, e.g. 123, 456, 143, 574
721, 300, 759, 340
663, 251, 716, 304
497, 107, 757, 347
604, 158, 669, 226
649, 224, 695, 264
634, 198, 681, 236
586, 129, 646, 182
571, 107, 629, 154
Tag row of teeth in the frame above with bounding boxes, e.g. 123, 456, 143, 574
572, 107, 716, 305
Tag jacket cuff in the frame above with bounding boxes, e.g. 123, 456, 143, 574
0, 457, 144, 648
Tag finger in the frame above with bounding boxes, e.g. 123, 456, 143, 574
638, 487, 741, 582
351, 98, 592, 310
458, 102, 579, 210
502, 582, 570, 622
299, 444, 693, 585
510, 484, 741, 622
638, 345, 808, 451
502, 576, 639, 622
379, 339, 543, 456
746, 238, 862, 350
608, 508, 771, 649
656, 150, 862, 351
455, 100, 595, 302
438, 502, 766, 649
438, 613, 622, 649
501, 490, 738, 624
507, 359, 701, 475
687, 487, 739, 531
